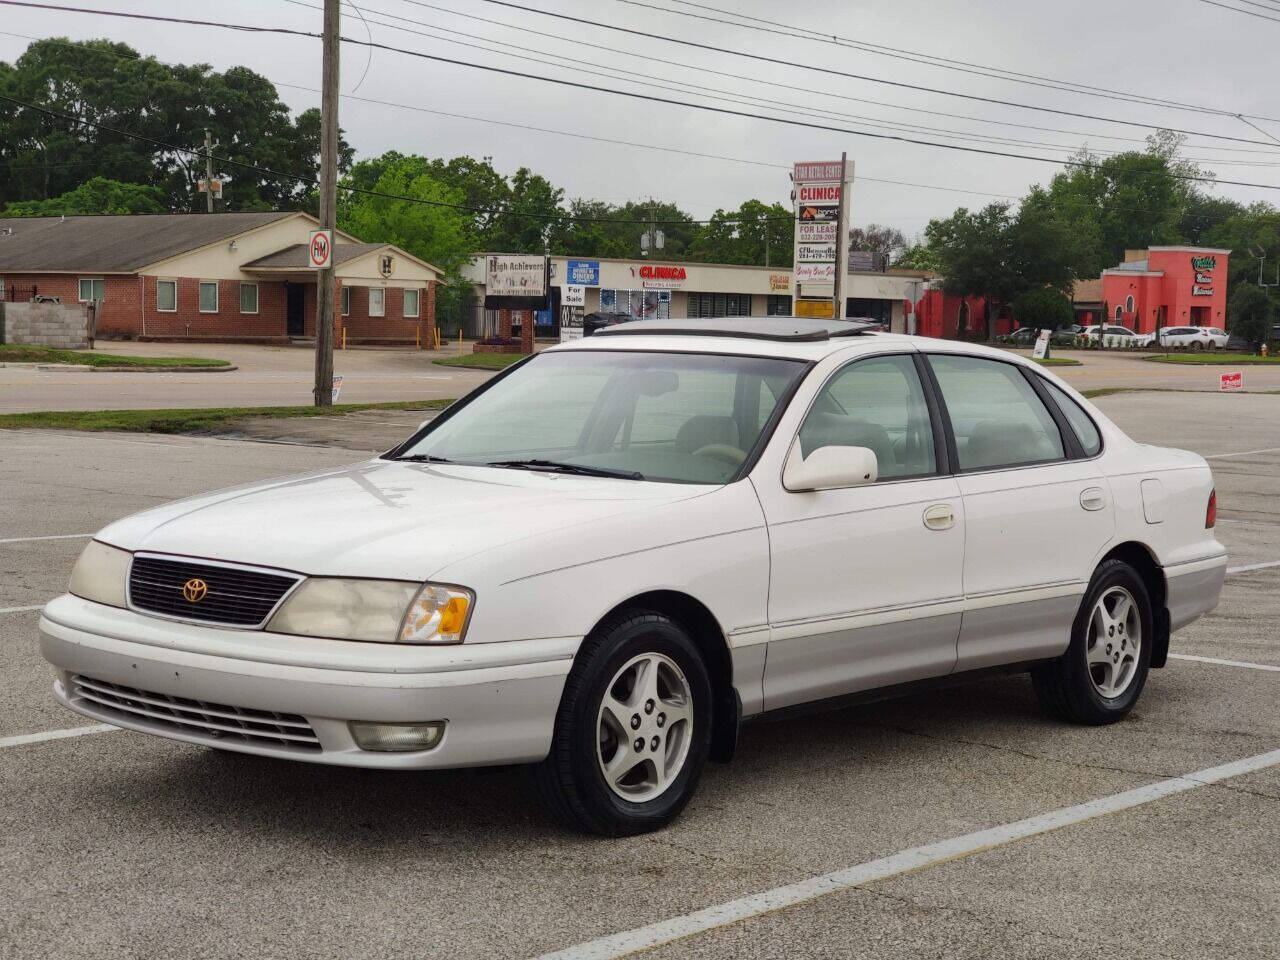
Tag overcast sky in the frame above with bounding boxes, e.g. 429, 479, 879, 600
4, 0, 1280, 241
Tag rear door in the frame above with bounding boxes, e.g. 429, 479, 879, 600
924, 352, 1114, 672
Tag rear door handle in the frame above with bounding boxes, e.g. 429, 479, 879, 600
1080, 486, 1107, 512
923, 503, 956, 531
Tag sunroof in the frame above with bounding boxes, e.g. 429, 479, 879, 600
590, 318, 877, 342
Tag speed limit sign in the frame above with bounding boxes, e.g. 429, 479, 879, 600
308, 229, 333, 269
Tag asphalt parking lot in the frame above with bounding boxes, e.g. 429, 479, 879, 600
2, 391, 1278, 959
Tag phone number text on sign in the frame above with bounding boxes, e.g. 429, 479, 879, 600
798, 222, 837, 242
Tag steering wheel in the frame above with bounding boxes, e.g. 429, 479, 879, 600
692, 443, 747, 466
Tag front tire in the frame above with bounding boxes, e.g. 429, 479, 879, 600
1032, 559, 1153, 724
535, 610, 712, 835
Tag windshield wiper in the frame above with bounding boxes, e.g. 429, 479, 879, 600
484, 459, 644, 480
394, 453, 456, 463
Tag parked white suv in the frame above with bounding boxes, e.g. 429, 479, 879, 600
40, 319, 1226, 835
1155, 326, 1230, 350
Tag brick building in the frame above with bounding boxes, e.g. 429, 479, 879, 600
1100, 246, 1230, 334
0, 212, 441, 345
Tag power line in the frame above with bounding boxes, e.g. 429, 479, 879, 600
390, 0, 1280, 155
0, 29, 1020, 200
469, 0, 1280, 147
5, 4, 1280, 191
1199, 0, 1280, 20
614, 0, 1243, 119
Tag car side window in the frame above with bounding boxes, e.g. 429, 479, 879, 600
1040, 379, 1102, 457
927, 354, 1065, 471
797, 354, 936, 481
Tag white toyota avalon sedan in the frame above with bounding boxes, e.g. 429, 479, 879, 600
39, 319, 1226, 835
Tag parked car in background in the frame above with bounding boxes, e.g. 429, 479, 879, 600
998, 326, 1039, 346
39, 319, 1226, 835
1051, 325, 1085, 346
1154, 326, 1229, 350
1083, 324, 1155, 347
583, 311, 634, 336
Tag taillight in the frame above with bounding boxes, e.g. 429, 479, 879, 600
1206, 489, 1217, 528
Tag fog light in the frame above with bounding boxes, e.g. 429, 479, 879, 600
349, 720, 446, 752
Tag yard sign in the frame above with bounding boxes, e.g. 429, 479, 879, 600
1220, 371, 1243, 392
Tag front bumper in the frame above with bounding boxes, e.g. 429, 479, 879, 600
39, 594, 576, 769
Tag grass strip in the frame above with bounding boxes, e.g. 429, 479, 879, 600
0, 345, 230, 368
0, 399, 453, 433
1143, 353, 1280, 365
433, 352, 526, 370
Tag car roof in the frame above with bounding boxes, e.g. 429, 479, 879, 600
547, 317, 1022, 363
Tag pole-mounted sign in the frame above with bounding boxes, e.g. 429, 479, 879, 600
309, 229, 333, 270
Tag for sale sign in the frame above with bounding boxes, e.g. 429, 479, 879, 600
1220, 371, 1243, 391
308, 229, 333, 269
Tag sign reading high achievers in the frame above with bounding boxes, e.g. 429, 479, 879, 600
308, 229, 333, 270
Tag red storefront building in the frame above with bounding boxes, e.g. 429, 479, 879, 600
1100, 246, 1230, 335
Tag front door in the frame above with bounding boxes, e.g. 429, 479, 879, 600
286, 283, 305, 337
758, 352, 965, 711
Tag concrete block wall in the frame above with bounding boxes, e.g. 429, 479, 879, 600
1, 299, 90, 348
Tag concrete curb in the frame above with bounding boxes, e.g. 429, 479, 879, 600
0, 362, 237, 373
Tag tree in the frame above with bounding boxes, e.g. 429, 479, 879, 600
688, 199, 792, 266
848, 223, 906, 264
2, 176, 164, 215
1013, 287, 1074, 330
894, 242, 940, 271
1228, 283, 1275, 346
492, 167, 567, 254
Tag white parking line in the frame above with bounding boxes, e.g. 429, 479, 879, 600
0, 533, 92, 544
0, 604, 44, 615
534, 748, 1280, 960
0, 723, 120, 750
1227, 559, 1280, 575
1205, 446, 1280, 460
1170, 653, 1280, 672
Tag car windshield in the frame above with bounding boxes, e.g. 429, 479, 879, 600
395, 349, 808, 484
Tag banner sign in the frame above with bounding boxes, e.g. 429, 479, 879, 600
793, 160, 844, 182
485, 254, 548, 297
565, 259, 600, 286
794, 263, 837, 283
797, 243, 837, 262
562, 285, 585, 306
798, 204, 839, 222
798, 222, 838, 242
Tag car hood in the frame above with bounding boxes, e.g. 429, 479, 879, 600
97, 459, 709, 581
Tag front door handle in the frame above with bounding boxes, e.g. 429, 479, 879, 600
923, 503, 956, 531
1080, 487, 1107, 512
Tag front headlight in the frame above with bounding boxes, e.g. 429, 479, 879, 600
265, 579, 474, 644
267, 578, 420, 643
68, 540, 131, 608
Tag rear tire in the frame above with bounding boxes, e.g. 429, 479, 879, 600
535, 610, 712, 836
1032, 559, 1153, 725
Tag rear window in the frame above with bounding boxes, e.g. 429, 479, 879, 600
1041, 379, 1102, 457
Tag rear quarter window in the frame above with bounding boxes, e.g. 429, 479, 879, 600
1041, 379, 1102, 457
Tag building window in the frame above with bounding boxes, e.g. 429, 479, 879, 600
687, 292, 751, 318
766, 294, 792, 316
341, 286, 351, 316
369, 287, 385, 317
1114, 305, 1123, 320
78, 278, 105, 302
403, 288, 420, 317
156, 279, 177, 312
239, 282, 258, 314
199, 281, 218, 313
1125, 295, 1135, 314
600, 289, 669, 319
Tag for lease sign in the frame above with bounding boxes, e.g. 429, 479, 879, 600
798, 222, 837, 242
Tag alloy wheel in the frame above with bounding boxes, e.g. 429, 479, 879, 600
596, 652, 693, 802
1086, 585, 1142, 699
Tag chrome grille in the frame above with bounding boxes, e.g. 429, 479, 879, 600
71, 675, 321, 751
128, 554, 300, 627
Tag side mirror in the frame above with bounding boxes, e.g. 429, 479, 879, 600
783, 444, 878, 492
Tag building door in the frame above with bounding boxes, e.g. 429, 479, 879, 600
286, 283, 305, 337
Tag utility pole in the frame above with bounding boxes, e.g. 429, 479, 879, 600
831, 151, 848, 319
313, 0, 340, 408
203, 129, 215, 213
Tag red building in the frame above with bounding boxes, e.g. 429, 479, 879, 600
1100, 246, 1230, 334
912, 287, 1015, 340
